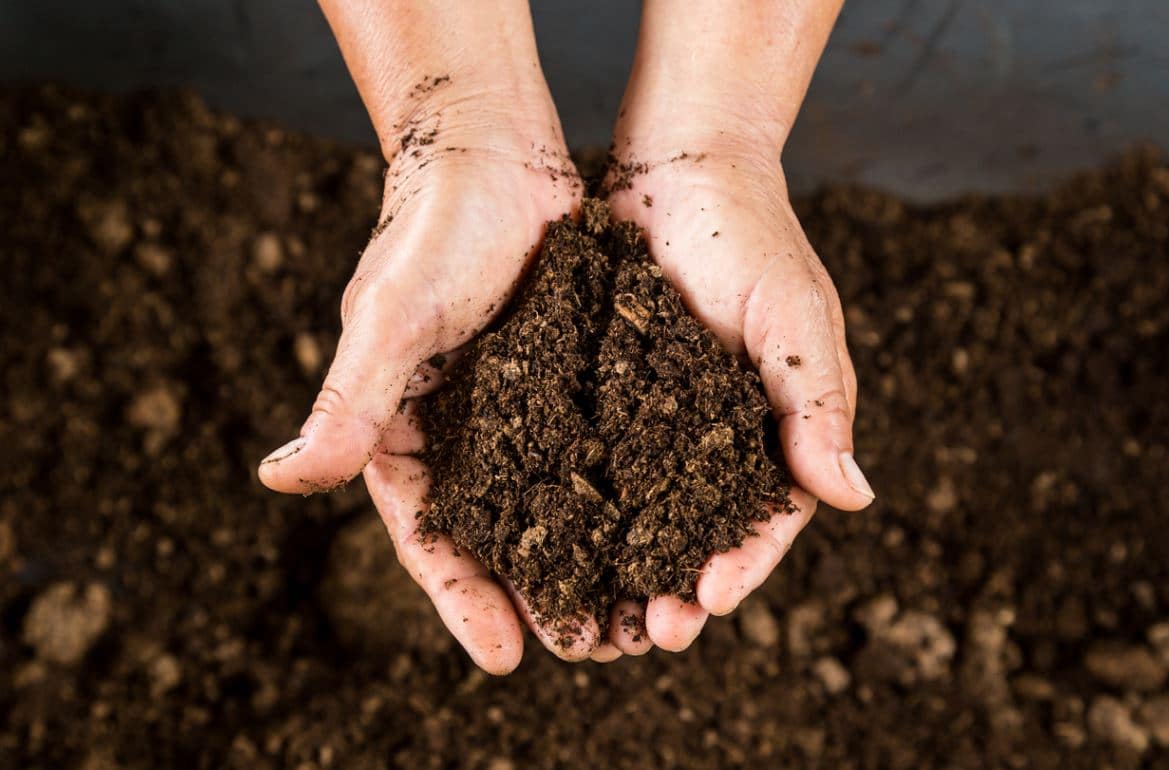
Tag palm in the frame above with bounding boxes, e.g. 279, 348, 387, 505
600, 153, 870, 648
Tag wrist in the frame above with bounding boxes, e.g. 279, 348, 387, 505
321, 0, 562, 162
373, 76, 563, 166
612, 80, 790, 165
613, 0, 842, 161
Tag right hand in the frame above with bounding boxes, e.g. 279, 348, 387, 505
257, 84, 598, 673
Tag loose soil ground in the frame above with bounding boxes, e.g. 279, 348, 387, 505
2, 86, 1168, 770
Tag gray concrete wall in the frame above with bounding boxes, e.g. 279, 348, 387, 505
2, 1, 1165, 200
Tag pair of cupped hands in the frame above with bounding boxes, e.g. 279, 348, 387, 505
257, 80, 874, 673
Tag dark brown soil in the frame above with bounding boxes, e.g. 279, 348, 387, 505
3, 85, 1169, 770
422, 199, 788, 627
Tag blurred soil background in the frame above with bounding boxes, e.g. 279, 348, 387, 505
1, 85, 1168, 769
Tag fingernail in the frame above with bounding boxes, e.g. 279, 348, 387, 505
261, 437, 307, 465
839, 452, 875, 499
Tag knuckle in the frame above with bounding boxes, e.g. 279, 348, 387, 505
311, 384, 351, 418
339, 273, 374, 326
805, 388, 853, 424
756, 525, 790, 568
799, 279, 831, 317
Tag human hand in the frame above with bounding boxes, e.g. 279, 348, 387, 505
599, 136, 875, 656
260, 123, 602, 670
256, 0, 638, 673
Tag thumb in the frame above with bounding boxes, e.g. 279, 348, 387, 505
745, 272, 874, 511
258, 280, 433, 494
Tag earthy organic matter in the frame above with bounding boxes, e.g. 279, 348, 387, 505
421, 200, 790, 627
3, 86, 1168, 770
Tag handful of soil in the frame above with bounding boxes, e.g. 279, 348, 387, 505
421, 200, 792, 629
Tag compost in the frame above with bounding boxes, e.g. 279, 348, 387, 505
422, 198, 789, 629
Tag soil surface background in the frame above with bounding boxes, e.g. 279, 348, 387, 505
2, 86, 1168, 770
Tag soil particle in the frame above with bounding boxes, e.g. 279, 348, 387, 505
1139, 695, 1169, 747
786, 600, 829, 658
294, 331, 323, 376
252, 232, 283, 273
925, 475, 958, 514
127, 383, 182, 433
619, 610, 647, 642
134, 241, 173, 276
812, 657, 851, 695
961, 605, 1023, 732
77, 196, 134, 255
1087, 696, 1150, 753
22, 582, 112, 665
148, 653, 183, 697
1083, 641, 1168, 692
737, 597, 781, 647
1148, 621, 1169, 663
422, 199, 790, 626
46, 347, 82, 384
855, 602, 956, 686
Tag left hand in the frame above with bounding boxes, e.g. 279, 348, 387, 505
600, 140, 875, 655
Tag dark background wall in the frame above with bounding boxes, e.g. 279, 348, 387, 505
1, 1, 1165, 200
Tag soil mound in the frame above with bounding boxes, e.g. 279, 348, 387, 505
422, 200, 790, 626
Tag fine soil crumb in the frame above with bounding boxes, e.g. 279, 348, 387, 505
22, 582, 112, 665
422, 199, 790, 626
620, 610, 647, 642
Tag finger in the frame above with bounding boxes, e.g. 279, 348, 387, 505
696, 487, 817, 616
590, 643, 623, 663
259, 273, 433, 494
827, 295, 858, 419
502, 579, 600, 663
609, 600, 653, 656
743, 268, 874, 510
363, 454, 523, 675
402, 348, 464, 398
645, 595, 709, 652
378, 400, 426, 455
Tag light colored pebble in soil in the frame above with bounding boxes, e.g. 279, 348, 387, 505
786, 600, 827, 658
252, 232, 283, 273
78, 198, 134, 255
127, 383, 182, 434
881, 610, 957, 682
1139, 695, 1169, 747
853, 593, 898, 632
813, 656, 851, 695
1087, 695, 1149, 753
1148, 622, 1169, 663
47, 347, 81, 383
1083, 641, 1168, 692
134, 242, 173, 276
738, 596, 779, 647
149, 654, 183, 696
294, 332, 323, 375
23, 582, 112, 665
